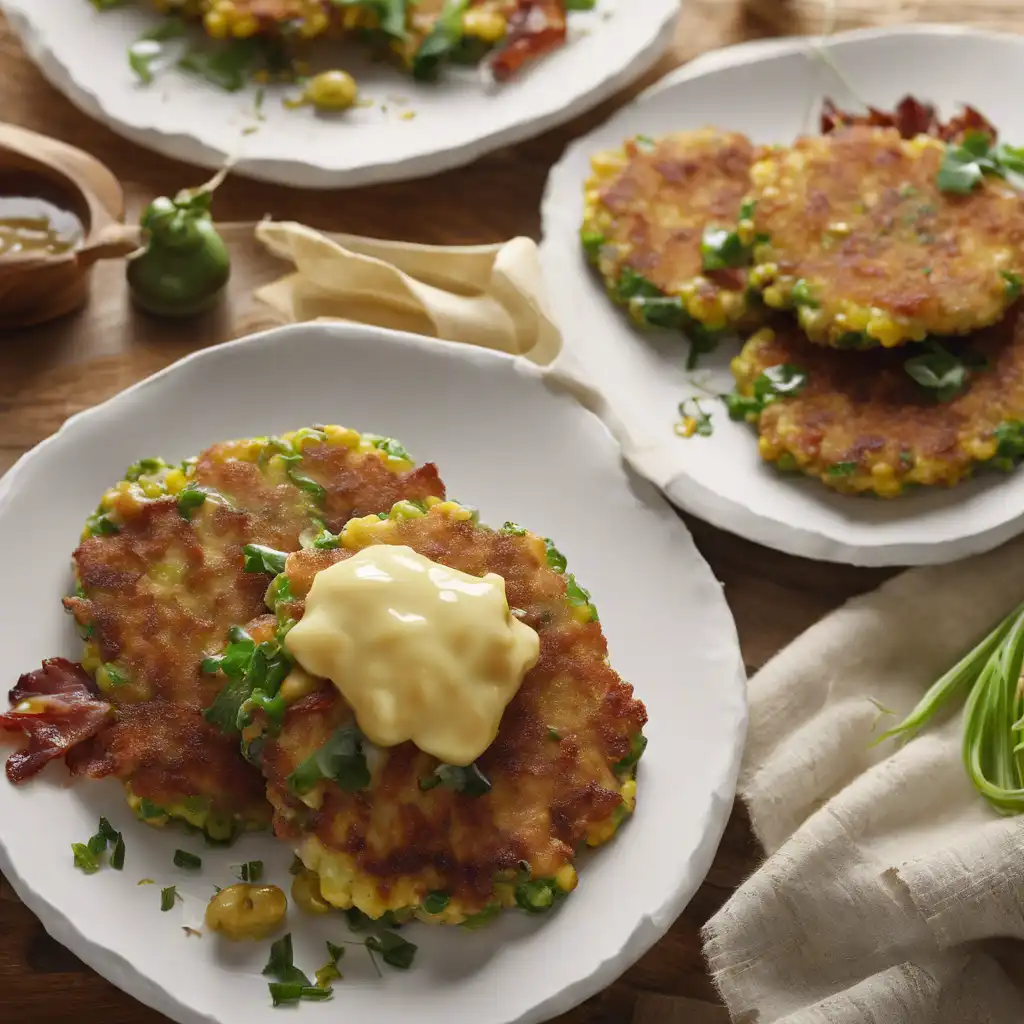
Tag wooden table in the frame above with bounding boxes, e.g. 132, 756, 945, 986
0, 3, 900, 1022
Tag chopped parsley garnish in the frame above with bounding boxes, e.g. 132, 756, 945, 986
410, 0, 468, 80
178, 37, 263, 93
936, 131, 1024, 193
677, 398, 714, 438
314, 941, 346, 988
700, 226, 749, 271
72, 843, 100, 874
544, 539, 567, 573
269, 983, 332, 1007
110, 834, 126, 870
235, 860, 264, 883
264, 934, 311, 986
173, 849, 202, 871
580, 229, 605, 261
287, 722, 371, 795
202, 626, 293, 735
423, 891, 451, 915
903, 342, 969, 402
418, 762, 492, 797
991, 420, 1024, 471
723, 363, 808, 421
565, 574, 598, 621
365, 931, 417, 970
128, 18, 186, 84
501, 522, 527, 536
242, 544, 289, 575
160, 886, 180, 911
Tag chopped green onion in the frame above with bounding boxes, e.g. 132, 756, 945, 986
544, 539, 567, 574
700, 226, 748, 271
110, 834, 126, 871
236, 860, 264, 882
287, 722, 370, 795
242, 544, 289, 575
72, 843, 100, 874
173, 849, 202, 871
160, 886, 180, 911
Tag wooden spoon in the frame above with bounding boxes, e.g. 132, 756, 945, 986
0, 123, 139, 330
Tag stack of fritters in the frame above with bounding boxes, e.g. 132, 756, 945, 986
5, 426, 445, 840
582, 98, 1024, 497
206, 498, 646, 925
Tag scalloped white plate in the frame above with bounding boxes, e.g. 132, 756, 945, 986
540, 24, 1024, 567
1, 0, 679, 188
0, 323, 746, 1024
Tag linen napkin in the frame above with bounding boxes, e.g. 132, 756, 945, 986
253, 220, 562, 366
703, 535, 1024, 1024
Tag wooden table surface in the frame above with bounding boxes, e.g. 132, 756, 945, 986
0, 3, 905, 1022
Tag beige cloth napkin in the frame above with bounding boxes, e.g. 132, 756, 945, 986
704, 536, 1024, 1024
253, 220, 562, 366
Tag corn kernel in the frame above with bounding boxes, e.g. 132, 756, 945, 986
280, 667, 320, 704
554, 864, 578, 893
203, 10, 229, 38
163, 468, 187, 495
462, 8, 506, 43
232, 13, 259, 37
324, 424, 361, 449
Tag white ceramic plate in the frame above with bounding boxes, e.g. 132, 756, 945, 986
540, 25, 1024, 567
1, 0, 679, 189
0, 323, 746, 1024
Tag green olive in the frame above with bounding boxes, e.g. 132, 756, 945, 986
305, 70, 359, 111
206, 883, 287, 941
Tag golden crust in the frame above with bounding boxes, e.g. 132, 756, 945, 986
63, 433, 445, 824
748, 127, 1024, 348
732, 308, 1024, 496
583, 129, 759, 331
254, 510, 646, 919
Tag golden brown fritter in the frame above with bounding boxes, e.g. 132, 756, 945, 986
730, 309, 1024, 496
747, 126, 1024, 348
58, 427, 445, 834
582, 129, 760, 336
236, 500, 646, 924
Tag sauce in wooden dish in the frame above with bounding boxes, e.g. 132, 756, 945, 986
0, 195, 83, 258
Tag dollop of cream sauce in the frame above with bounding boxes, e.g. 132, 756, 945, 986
284, 545, 540, 766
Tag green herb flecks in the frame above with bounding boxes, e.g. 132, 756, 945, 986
700, 225, 750, 272
160, 886, 180, 911
514, 876, 564, 914
935, 131, 1024, 193
72, 843, 101, 874
418, 762, 492, 797
124, 457, 166, 482
990, 420, 1024, 471
723, 363, 808, 421
178, 37, 265, 92
84, 510, 120, 537
501, 522, 527, 536
826, 461, 859, 477
243, 544, 289, 575
461, 903, 501, 931
264, 933, 311, 986
287, 722, 371, 795
544, 538, 567, 574
580, 229, 605, 262
235, 860, 264, 882
128, 18, 187, 84
677, 398, 714, 438
269, 983, 332, 1007
202, 625, 293, 735
366, 434, 412, 463
365, 931, 417, 970
315, 940, 344, 988
1002, 270, 1022, 301
173, 849, 202, 871
331, 0, 407, 38
410, 0, 469, 80
904, 342, 969, 403
423, 890, 450, 915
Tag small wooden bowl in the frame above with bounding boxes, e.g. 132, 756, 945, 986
0, 124, 139, 330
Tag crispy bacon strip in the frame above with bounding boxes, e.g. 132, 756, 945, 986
0, 659, 112, 784
821, 95, 997, 143
489, 0, 567, 82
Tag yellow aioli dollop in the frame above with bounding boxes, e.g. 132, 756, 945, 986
284, 545, 540, 766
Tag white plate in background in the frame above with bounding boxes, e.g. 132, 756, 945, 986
2, 0, 679, 188
0, 322, 746, 1024
540, 25, 1024, 567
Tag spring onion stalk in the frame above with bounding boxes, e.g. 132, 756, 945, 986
881, 600, 1024, 814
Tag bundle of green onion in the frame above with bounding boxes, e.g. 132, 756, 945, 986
881, 602, 1024, 814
